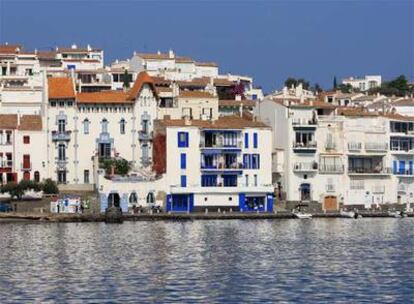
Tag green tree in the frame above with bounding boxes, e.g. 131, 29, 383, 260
338, 83, 353, 93
368, 75, 409, 97
42, 178, 59, 194
333, 76, 337, 89
0, 182, 24, 200
313, 83, 323, 93
123, 70, 131, 89
284, 77, 297, 88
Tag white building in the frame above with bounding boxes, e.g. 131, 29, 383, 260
342, 75, 382, 92
256, 98, 413, 210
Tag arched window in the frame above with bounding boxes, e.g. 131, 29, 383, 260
129, 192, 138, 205
120, 119, 126, 134
146, 192, 155, 204
34, 171, 40, 183
83, 118, 90, 134
101, 118, 108, 133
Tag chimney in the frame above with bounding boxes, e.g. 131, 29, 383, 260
17, 112, 21, 126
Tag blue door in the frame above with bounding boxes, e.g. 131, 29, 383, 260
170, 194, 194, 212
399, 160, 406, 174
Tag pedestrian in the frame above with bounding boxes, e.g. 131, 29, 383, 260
57, 203, 60, 213
80, 203, 84, 214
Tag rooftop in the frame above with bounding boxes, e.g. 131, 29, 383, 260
159, 115, 270, 129
76, 91, 130, 104
48, 77, 75, 99
178, 91, 216, 99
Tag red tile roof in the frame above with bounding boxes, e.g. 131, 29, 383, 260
219, 99, 255, 107
128, 71, 159, 100
0, 44, 21, 54
77, 91, 130, 104
19, 115, 42, 131
178, 91, 215, 98
0, 114, 18, 129
48, 77, 75, 99
159, 116, 269, 129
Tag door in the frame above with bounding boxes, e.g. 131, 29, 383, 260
300, 183, 311, 201
23, 155, 30, 170
324, 196, 338, 211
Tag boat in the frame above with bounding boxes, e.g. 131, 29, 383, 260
293, 211, 312, 219
387, 210, 404, 218
340, 210, 355, 218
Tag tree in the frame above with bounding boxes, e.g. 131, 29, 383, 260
0, 182, 24, 200
337, 83, 353, 93
333, 76, 337, 89
388, 75, 409, 95
368, 75, 409, 97
313, 83, 323, 93
123, 70, 131, 89
42, 178, 59, 194
297, 78, 310, 90
284, 77, 297, 88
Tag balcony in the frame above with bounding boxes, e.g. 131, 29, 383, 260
201, 162, 244, 172
170, 183, 274, 194
348, 142, 362, 152
348, 167, 392, 175
55, 158, 68, 169
365, 142, 388, 153
51, 130, 71, 141
319, 164, 344, 174
138, 131, 153, 141
0, 160, 13, 168
292, 118, 317, 130
292, 141, 317, 153
393, 169, 414, 176
20, 162, 32, 171
293, 162, 318, 172
325, 141, 337, 151
200, 141, 242, 150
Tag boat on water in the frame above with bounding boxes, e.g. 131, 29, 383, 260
387, 210, 406, 218
293, 211, 312, 219
340, 209, 362, 219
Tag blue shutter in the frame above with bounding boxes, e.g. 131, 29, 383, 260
253, 133, 258, 148
393, 160, 398, 174
239, 193, 246, 211
166, 194, 172, 212
177, 132, 182, 147
399, 160, 405, 174
410, 161, 413, 175
185, 132, 189, 147
180, 153, 186, 169
244, 133, 249, 148
181, 175, 187, 187
257, 154, 260, 169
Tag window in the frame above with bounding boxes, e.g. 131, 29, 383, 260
245, 174, 249, 186
51, 101, 56, 107
178, 132, 189, 148
23, 136, 30, 144
34, 171, 40, 183
147, 192, 155, 204
180, 153, 186, 169
58, 119, 66, 133
350, 179, 364, 190
181, 175, 187, 187
253, 133, 258, 148
142, 119, 149, 134
129, 192, 138, 205
251, 154, 260, 169
58, 144, 66, 161
254, 174, 258, 186
58, 171, 67, 184
83, 119, 90, 134
223, 175, 237, 187
101, 118, 108, 133
244, 133, 249, 148
120, 119, 126, 134
99, 143, 111, 158
202, 175, 217, 187
23, 155, 31, 170
243, 154, 260, 169
84, 170, 90, 184
6, 132, 11, 145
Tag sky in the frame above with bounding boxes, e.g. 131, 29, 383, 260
0, 0, 412, 92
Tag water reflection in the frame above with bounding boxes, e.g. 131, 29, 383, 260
0, 219, 413, 303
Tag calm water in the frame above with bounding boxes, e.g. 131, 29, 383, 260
0, 219, 413, 303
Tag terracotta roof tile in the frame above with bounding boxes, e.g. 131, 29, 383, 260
48, 77, 75, 99
128, 71, 159, 100
159, 116, 269, 129
77, 91, 130, 104
0, 114, 18, 129
214, 78, 234, 86
0, 44, 21, 54
219, 99, 256, 107
18, 115, 42, 131
196, 61, 218, 67
178, 91, 215, 98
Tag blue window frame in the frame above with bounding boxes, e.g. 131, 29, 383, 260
244, 133, 249, 148
243, 154, 250, 169
201, 175, 217, 187
393, 160, 398, 174
178, 132, 189, 148
410, 161, 413, 175
253, 133, 258, 148
180, 153, 186, 169
223, 175, 237, 187
181, 175, 187, 187
252, 154, 260, 169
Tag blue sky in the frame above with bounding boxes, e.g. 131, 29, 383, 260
0, 0, 412, 92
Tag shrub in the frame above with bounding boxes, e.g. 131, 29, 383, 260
42, 178, 59, 194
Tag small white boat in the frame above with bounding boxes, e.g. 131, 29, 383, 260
388, 211, 402, 218
340, 210, 355, 218
293, 212, 312, 219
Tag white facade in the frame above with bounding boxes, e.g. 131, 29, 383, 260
342, 75, 382, 92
